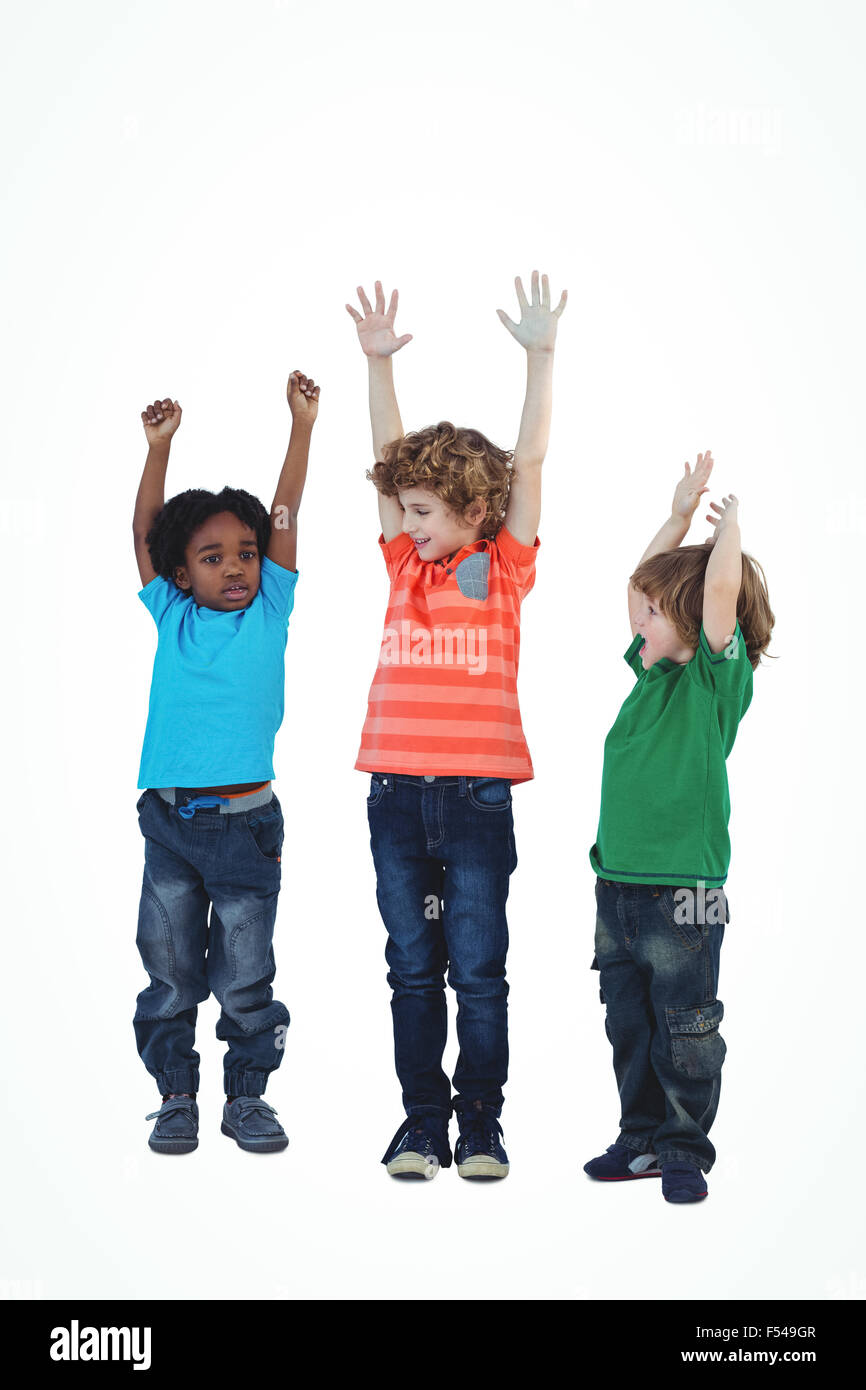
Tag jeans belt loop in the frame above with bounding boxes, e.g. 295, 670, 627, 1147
458, 775, 467, 797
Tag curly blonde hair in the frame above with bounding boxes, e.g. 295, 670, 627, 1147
366, 421, 513, 539
630, 544, 776, 670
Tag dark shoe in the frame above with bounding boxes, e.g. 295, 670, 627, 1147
454, 1099, 509, 1180
221, 1096, 288, 1153
661, 1161, 708, 1203
584, 1142, 661, 1181
382, 1115, 452, 1179
146, 1095, 199, 1155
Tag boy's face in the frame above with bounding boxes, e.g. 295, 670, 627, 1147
633, 590, 696, 668
397, 486, 486, 563
174, 511, 261, 611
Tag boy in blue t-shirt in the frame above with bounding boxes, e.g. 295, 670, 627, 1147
132, 371, 319, 1155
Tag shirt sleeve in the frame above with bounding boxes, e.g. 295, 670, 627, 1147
379, 531, 415, 583
258, 555, 299, 624
493, 525, 540, 600
686, 620, 754, 752
138, 574, 189, 628
623, 632, 647, 680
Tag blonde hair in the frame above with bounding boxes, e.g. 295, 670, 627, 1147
366, 421, 512, 539
630, 544, 776, 670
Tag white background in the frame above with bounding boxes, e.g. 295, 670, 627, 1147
2, 0, 864, 1302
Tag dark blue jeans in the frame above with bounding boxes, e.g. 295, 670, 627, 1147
133, 788, 289, 1097
593, 877, 729, 1172
367, 774, 518, 1121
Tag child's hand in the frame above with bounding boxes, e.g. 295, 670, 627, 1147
345, 281, 413, 358
497, 270, 567, 353
287, 370, 320, 425
705, 492, 739, 546
141, 398, 182, 445
672, 450, 714, 523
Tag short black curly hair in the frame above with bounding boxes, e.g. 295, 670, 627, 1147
143, 486, 271, 585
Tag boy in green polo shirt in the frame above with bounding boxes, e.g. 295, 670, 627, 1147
585, 450, 774, 1203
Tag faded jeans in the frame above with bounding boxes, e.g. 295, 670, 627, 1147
133, 786, 288, 1097
592, 877, 729, 1172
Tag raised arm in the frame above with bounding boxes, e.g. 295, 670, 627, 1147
498, 271, 567, 547
346, 281, 412, 542
267, 369, 319, 573
133, 398, 182, 586
702, 491, 741, 654
627, 451, 713, 638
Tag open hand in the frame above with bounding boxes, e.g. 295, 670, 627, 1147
345, 281, 413, 358
497, 271, 567, 353
705, 492, 739, 546
287, 370, 320, 424
141, 398, 182, 445
672, 450, 714, 523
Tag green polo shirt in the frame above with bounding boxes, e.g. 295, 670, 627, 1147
589, 621, 753, 888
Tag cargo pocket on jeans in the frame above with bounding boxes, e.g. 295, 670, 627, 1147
666, 999, 726, 1079
590, 953, 604, 1004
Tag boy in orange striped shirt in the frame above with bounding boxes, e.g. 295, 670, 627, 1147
346, 273, 566, 1180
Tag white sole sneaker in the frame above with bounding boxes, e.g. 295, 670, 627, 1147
456, 1155, 509, 1179
386, 1151, 441, 1180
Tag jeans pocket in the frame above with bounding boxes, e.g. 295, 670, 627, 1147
366, 773, 387, 808
590, 954, 605, 1004
466, 777, 512, 810
243, 804, 284, 862
658, 886, 704, 950
666, 999, 726, 1079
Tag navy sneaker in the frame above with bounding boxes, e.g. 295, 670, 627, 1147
382, 1115, 452, 1179
454, 1100, 509, 1180
221, 1096, 288, 1153
145, 1095, 199, 1155
661, 1162, 708, 1203
584, 1142, 661, 1181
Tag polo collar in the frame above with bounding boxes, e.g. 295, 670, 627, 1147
432, 536, 489, 572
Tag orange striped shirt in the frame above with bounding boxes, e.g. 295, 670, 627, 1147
356, 525, 540, 784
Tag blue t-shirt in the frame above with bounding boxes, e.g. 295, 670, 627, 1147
137, 556, 298, 788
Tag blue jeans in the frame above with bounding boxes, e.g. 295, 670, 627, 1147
367, 774, 518, 1120
133, 787, 289, 1097
593, 877, 729, 1172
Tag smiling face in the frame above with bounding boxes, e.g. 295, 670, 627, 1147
174, 511, 261, 611
632, 590, 696, 668
398, 486, 487, 562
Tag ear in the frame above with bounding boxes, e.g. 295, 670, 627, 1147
465, 498, 487, 528
174, 567, 192, 592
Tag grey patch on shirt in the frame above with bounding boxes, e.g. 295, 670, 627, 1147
455, 552, 490, 600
